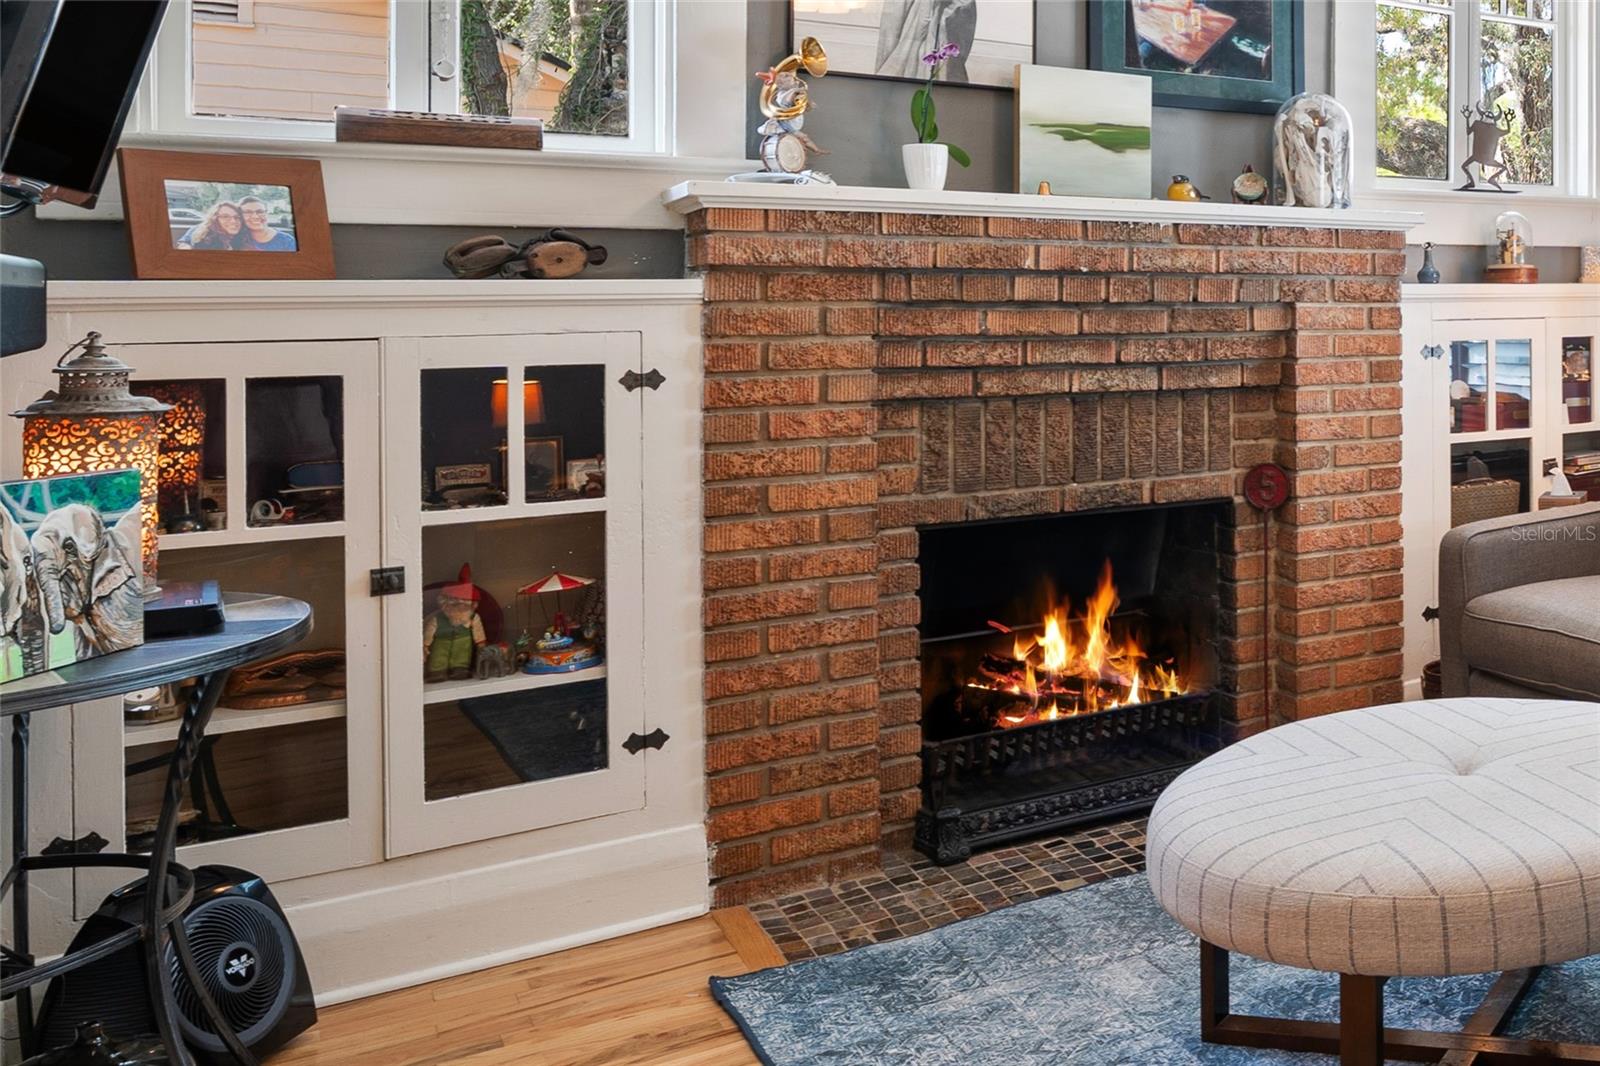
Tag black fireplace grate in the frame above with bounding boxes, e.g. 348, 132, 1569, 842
915, 692, 1221, 864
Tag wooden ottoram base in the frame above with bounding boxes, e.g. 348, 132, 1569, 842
1484, 262, 1539, 283
1199, 941, 1600, 1064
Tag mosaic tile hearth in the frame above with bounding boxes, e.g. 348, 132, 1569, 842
749, 818, 1147, 962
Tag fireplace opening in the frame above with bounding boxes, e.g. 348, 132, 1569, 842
913, 501, 1230, 864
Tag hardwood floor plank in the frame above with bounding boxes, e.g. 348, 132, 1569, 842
272, 912, 765, 1066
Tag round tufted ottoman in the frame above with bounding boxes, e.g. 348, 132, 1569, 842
1146, 697, 1600, 1065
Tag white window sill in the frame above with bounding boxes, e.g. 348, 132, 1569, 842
1355, 183, 1600, 246
40, 132, 755, 230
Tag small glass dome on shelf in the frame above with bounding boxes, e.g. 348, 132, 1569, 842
1485, 210, 1537, 283
1271, 92, 1352, 209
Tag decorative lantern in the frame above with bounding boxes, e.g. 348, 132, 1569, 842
134, 381, 206, 526
12, 332, 171, 593
1485, 210, 1537, 283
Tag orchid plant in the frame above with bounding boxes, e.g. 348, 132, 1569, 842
910, 43, 972, 167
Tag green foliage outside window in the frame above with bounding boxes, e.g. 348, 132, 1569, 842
460, 0, 629, 137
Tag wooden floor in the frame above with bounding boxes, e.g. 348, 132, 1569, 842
271, 909, 777, 1066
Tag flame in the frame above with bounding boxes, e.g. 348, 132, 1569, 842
964, 559, 1189, 728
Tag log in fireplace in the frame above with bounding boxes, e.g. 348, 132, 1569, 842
914, 501, 1230, 863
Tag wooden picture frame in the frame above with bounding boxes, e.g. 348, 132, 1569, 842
117, 148, 334, 280
1087, 0, 1303, 115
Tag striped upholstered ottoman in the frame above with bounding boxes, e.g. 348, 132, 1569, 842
1146, 697, 1600, 1065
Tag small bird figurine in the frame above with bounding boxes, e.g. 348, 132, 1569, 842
1166, 175, 1211, 201
1231, 164, 1268, 204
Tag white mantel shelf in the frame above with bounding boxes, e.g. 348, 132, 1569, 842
663, 181, 1425, 232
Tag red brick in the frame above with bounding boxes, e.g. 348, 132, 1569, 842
768, 613, 878, 653
827, 238, 936, 268
880, 308, 984, 336
936, 242, 1034, 269
769, 408, 878, 440
1334, 333, 1402, 356
704, 556, 761, 590
768, 546, 877, 582
770, 816, 879, 864
876, 371, 973, 399
1077, 366, 1160, 392
1261, 226, 1337, 247
1172, 306, 1250, 332
687, 208, 766, 233
707, 726, 821, 773
1218, 249, 1298, 274
769, 681, 879, 723
1027, 338, 1117, 364
926, 340, 1023, 367
705, 413, 760, 443
1037, 244, 1129, 272
988, 217, 1084, 240
705, 516, 822, 553
770, 751, 878, 795
705, 485, 760, 517
706, 697, 765, 735
827, 780, 880, 816
768, 476, 877, 512
690, 234, 826, 267
704, 377, 819, 408
1120, 336, 1207, 362
986, 308, 1080, 335
765, 273, 879, 301
1083, 307, 1170, 334
706, 587, 819, 627
975, 368, 1073, 395
1162, 364, 1243, 390
706, 446, 823, 481
1298, 251, 1373, 275
960, 274, 1012, 302
1108, 276, 1153, 303
1295, 305, 1367, 330
828, 576, 880, 609
1332, 277, 1401, 303
1085, 220, 1172, 242
710, 841, 765, 878
1132, 247, 1217, 273
706, 794, 823, 842
881, 213, 983, 236
768, 210, 876, 234
829, 646, 878, 679
707, 770, 765, 808
704, 342, 762, 373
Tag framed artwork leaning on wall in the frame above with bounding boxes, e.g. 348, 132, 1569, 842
791, 0, 1035, 88
117, 148, 335, 279
1088, 0, 1302, 114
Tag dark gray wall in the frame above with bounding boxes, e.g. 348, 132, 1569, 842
0, 214, 684, 280
746, 0, 1332, 199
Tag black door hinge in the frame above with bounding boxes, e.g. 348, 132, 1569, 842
370, 567, 406, 596
43, 831, 109, 857
623, 728, 669, 754
619, 368, 665, 392
1421, 344, 1444, 361
1422, 605, 1440, 622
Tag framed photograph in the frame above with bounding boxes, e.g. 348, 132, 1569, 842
1087, 0, 1302, 115
791, 0, 1034, 88
525, 437, 565, 497
117, 148, 334, 279
1015, 65, 1151, 198
566, 457, 604, 496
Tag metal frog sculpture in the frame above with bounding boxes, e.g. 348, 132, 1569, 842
1457, 102, 1515, 192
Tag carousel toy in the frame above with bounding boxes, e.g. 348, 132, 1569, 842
516, 571, 604, 674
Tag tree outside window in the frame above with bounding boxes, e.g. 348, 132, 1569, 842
459, 0, 629, 138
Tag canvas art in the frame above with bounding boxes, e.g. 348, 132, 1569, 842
791, 0, 1034, 87
1088, 0, 1302, 114
1014, 65, 1151, 199
1, 470, 145, 683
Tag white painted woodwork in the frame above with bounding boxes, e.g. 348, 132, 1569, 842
1399, 284, 1600, 698
663, 179, 1426, 231
0, 280, 707, 1004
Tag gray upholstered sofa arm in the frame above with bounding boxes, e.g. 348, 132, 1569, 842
1438, 502, 1600, 695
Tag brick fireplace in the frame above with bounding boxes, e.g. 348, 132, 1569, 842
667, 185, 1416, 907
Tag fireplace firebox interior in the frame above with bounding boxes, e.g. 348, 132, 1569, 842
914, 501, 1230, 864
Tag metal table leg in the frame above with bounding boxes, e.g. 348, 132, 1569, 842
10, 712, 34, 1053
140, 670, 258, 1066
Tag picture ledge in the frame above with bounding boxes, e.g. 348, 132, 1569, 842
662, 180, 1425, 232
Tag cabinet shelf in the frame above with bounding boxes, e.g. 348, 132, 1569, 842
160, 522, 348, 550
124, 698, 348, 748
420, 496, 606, 528
420, 663, 607, 706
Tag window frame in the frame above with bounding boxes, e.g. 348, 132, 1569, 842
1337, 0, 1595, 201
137, 0, 687, 156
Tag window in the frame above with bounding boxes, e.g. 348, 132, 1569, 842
1372, 0, 1560, 187
156, 0, 659, 151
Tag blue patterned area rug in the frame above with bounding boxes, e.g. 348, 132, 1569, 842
711, 872, 1599, 1065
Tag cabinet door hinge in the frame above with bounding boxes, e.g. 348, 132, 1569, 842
619, 368, 665, 392
1421, 605, 1440, 622
370, 566, 406, 596
1421, 344, 1444, 360
43, 831, 109, 857
623, 728, 669, 754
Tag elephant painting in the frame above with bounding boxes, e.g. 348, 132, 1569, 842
0, 507, 47, 676
1, 470, 145, 682
29, 504, 144, 660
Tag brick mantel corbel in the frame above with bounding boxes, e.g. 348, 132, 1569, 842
666, 181, 1422, 906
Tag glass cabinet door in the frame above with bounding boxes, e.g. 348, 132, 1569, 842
381, 333, 643, 857
1551, 319, 1600, 503
1441, 323, 1543, 526
72, 341, 384, 910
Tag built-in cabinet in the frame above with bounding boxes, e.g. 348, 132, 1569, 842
1401, 285, 1599, 694
1, 281, 707, 1002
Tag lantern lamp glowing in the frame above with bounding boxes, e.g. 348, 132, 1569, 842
12, 332, 171, 594
135, 381, 207, 523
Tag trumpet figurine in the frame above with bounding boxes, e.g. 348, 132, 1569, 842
729, 37, 834, 186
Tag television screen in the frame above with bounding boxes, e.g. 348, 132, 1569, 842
1, 0, 167, 203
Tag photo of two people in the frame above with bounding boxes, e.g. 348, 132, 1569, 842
165, 179, 299, 252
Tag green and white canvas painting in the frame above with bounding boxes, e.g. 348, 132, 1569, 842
1015, 64, 1152, 199
1, 469, 145, 683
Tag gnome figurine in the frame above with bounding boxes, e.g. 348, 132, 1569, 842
424, 564, 487, 682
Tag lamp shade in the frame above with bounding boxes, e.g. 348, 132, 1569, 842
490, 377, 546, 429
12, 332, 170, 592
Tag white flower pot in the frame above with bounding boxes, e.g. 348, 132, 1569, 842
902, 143, 949, 192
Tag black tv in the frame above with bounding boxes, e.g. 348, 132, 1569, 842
1, 0, 168, 208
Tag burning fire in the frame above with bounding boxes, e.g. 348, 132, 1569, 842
970, 561, 1187, 728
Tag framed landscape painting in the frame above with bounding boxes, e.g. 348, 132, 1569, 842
1088, 0, 1302, 114
1015, 65, 1151, 199
791, 0, 1034, 88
